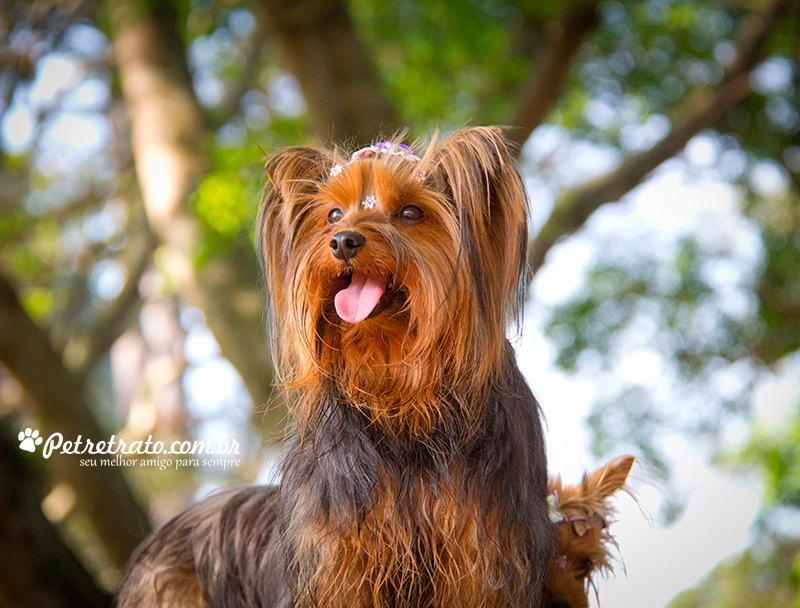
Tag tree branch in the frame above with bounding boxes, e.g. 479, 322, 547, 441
0, 273, 151, 570
0, 420, 112, 608
508, 3, 599, 151
255, 0, 402, 144
528, 0, 790, 275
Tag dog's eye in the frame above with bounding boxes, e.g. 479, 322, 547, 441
328, 208, 344, 224
575, 558, 593, 579
399, 205, 424, 221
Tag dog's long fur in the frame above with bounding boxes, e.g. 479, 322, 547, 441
543, 456, 634, 608
118, 127, 553, 608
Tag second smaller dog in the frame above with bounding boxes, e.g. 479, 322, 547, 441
543, 456, 635, 608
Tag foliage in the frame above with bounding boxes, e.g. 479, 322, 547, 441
191, 143, 264, 262
667, 535, 800, 608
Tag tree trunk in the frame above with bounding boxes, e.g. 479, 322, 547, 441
0, 419, 113, 608
257, 0, 401, 145
0, 275, 152, 570
508, 3, 599, 150
110, 1, 278, 424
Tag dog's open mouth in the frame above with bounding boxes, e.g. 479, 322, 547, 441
334, 271, 401, 324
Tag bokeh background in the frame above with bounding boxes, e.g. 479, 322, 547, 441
0, 0, 799, 606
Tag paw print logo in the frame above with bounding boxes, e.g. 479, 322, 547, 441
18, 428, 43, 453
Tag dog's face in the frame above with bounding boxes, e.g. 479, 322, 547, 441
265, 147, 461, 364
258, 128, 529, 435
544, 525, 607, 608
543, 456, 635, 608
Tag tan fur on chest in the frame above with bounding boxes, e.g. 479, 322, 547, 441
290, 473, 523, 608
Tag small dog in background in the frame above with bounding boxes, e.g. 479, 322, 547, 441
119, 128, 553, 607
542, 455, 635, 608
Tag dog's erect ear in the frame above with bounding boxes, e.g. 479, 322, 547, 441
432, 127, 529, 326
257, 146, 333, 290
265, 146, 332, 198
256, 146, 333, 268
260, 146, 333, 243
590, 455, 635, 500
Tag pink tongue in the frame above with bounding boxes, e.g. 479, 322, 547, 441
334, 272, 386, 324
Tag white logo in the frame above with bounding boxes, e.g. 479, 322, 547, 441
15, 427, 242, 470
18, 428, 43, 453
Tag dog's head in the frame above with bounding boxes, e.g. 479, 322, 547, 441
543, 456, 635, 608
258, 127, 529, 436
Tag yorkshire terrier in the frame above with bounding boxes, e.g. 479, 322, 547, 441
118, 127, 553, 607
542, 455, 634, 608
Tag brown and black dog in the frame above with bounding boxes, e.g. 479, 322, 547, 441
119, 128, 554, 607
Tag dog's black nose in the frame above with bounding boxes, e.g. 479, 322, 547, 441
330, 231, 365, 261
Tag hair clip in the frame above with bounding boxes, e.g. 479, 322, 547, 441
548, 492, 564, 524
351, 141, 421, 163
556, 512, 606, 536
329, 142, 422, 182
361, 195, 377, 210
